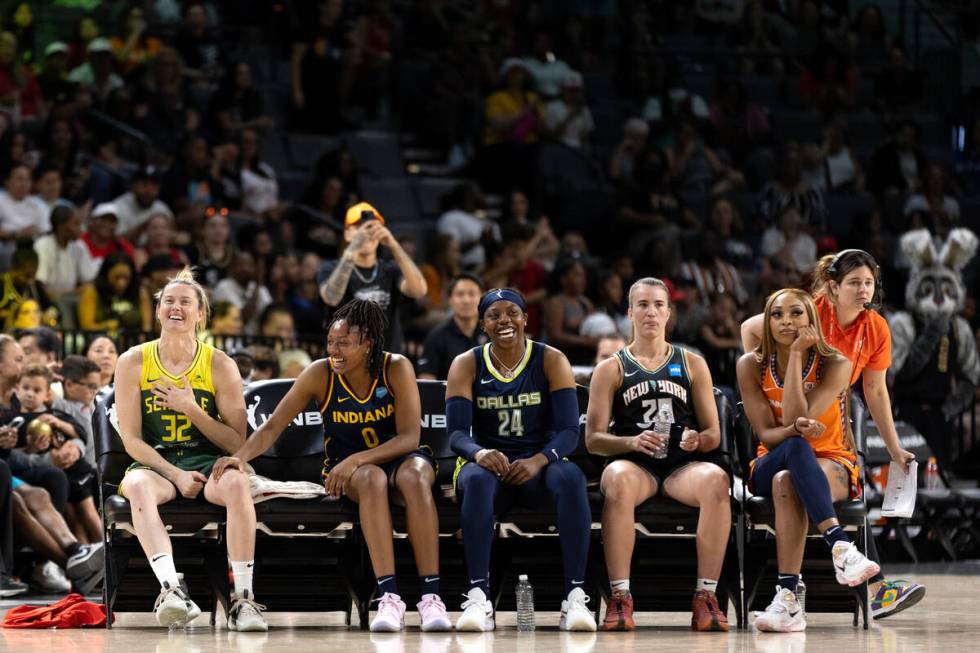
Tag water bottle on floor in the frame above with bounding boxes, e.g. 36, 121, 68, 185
516, 574, 535, 632
796, 579, 806, 617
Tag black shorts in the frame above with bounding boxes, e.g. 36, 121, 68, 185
64, 459, 97, 503
607, 449, 730, 493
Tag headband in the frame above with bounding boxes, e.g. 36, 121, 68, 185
478, 288, 527, 320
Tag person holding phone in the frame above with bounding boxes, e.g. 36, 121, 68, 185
318, 203, 428, 354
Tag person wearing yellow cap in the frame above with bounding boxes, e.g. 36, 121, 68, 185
317, 202, 427, 354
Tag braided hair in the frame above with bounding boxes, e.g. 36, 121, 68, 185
328, 299, 388, 377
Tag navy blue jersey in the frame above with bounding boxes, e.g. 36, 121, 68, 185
609, 345, 698, 436
319, 352, 397, 473
471, 339, 552, 459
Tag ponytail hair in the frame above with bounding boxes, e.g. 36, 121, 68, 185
811, 249, 881, 303
156, 266, 211, 334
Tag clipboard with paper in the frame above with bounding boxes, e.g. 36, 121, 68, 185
881, 460, 918, 518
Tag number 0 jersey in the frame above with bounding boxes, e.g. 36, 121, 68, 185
319, 352, 397, 474
139, 339, 223, 467
471, 339, 552, 460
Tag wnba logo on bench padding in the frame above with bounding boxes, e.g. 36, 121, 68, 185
246, 394, 324, 431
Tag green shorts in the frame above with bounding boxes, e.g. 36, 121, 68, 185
120, 453, 218, 498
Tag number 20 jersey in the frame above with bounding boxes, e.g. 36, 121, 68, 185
471, 339, 552, 460
139, 339, 223, 464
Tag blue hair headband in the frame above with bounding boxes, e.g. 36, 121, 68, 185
478, 288, 527, 320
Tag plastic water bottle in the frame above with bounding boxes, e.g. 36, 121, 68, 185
796, 579, 806, 617
653, 404, 672, 459
516, 574, 535, 632
924, 457, 942, 490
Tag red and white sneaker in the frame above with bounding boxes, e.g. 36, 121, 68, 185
370, 592, 406, 632
417, 593, 452, 631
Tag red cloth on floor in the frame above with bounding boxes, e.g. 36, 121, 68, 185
2, 593, 111, 628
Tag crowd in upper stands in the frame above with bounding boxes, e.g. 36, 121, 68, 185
0, 2, 977, 485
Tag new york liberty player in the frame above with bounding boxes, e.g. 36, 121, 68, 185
586, 277, 731, 632
446, 288, 596, 632
213, 299, 450, 632
114, 268, 266, 631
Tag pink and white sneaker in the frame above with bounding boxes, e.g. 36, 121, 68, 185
370, 592, 406, 632
418, 593, 452, 631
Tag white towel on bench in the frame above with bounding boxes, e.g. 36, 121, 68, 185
248, 474, 326, 503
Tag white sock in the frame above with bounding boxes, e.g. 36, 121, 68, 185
610, 579, 630, 593
696, 578, 718, 593
149, 553, 180, 589
231, 560, 255, 596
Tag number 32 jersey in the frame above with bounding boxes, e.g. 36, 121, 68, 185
471, 339, 552, 460
139, 339, 223, 465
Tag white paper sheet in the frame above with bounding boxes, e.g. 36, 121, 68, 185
881, 460, 918, 518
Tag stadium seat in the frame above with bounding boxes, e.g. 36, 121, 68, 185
358, 177, 420, 223
287, 133, 340, 171
345, 131, 405, 178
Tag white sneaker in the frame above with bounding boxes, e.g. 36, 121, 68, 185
370, 592, 406, 632
228, 589, 268, 631
154, 582, 190, 627
832, 541, 881, 586
31, 561, 71, 594
456, 588, 495, 632
417, 593, 452, 631
754, 587, 806, 632
560, 587, 596, 632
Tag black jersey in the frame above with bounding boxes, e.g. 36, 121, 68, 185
610, 344, 698, 437
319, 352, 397, 472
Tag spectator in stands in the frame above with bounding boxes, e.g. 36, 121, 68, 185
66, 16, 99, 70
208, 62, 273, 141
850, 4, 891, 72
16, 326, 59, 372
114, 165, 172, 243
185, 212, 235, 288
67, 37, 124, 105
0, 163, 49, 267
437, 182, 500, 273
542, 71, 594, 151
30, 165, 65, 216
213, 251, 273, 336
37, 118, 84, 201
36, 42, 76, 112
59, 355, 100, 441
248, 345, 278, 381
670, 278, 708, 346
708, 78, 771, 165
544, 258, 600, 366
586, 277, 731, 632
110, 4, 162, 75
805, 116, 865, 194
523, 30, 572, 99
873, 42, 922, 114
209, 301, 242, 338
596, 269, 631, 338
85, 334, 117, 394
0, 31, 44, 121
679, 231, 750, 307
419, 234, 461, 320
757, 141, 827, 233
318, 203, 427, 354
698, 292, 743, 383
954, 116, 980, 197
869, 120, 927, 197
80, 202, 136, 281
236, 128, 280, 221
259, 303, 297, 344
277, 348, 312, 379
618, 148, 685, 278
761, 205, 818, 276
0, 246, 56, 330
665, 116, 746, 198
799, 42, 860, 115
133, 46, 188, 151
174, 1, 227, 83
491, 224, 548, 338
480, 58, 543, 191
134, 215, 188, 273
290, 0, 349, 133
78, 251, 151, 333
705, 196, 754, 270
736, 0, 783, 76
211, 140, 243, 212
347, 1, 398, 121
608, 118, 649, 188
503, 190, 560, 270
418, 273, 485, 381
162, 135, 223, 227
34, 204, 90, 297
287, 252, 324, 336
904, 163, 960, 227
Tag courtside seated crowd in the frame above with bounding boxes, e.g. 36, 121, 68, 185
0, 0, 978, 635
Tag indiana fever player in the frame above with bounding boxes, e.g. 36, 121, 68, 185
445, 288, 596, 632
213, 299, 450, 632
586, 277, 731, 632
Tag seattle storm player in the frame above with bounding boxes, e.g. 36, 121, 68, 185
445, 288, 596, 632
586, 277, 731, 632
214, 299, 450, 632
